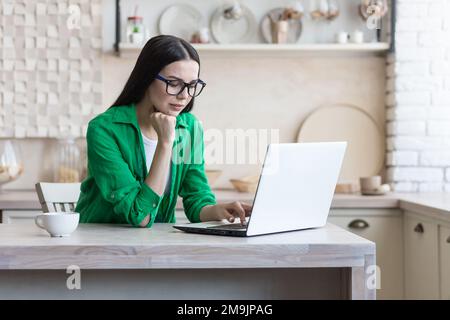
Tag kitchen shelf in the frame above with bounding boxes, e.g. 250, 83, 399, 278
114, 0, 395, 57
118, 42, 391, 58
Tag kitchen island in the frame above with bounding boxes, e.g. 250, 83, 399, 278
0, 222, 375, 300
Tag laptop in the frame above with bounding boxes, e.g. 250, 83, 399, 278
173, 142, 347, 237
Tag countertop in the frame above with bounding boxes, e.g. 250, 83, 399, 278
0, 188, 411, 210
2, 189, 450, 222
0, 190, 41, 210
0, 222, 374, 270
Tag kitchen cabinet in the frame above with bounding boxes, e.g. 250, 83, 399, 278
439, 224, 450, 300
404, 212, 440, 299
1, 210, 42, 224
328, 208, 404, 299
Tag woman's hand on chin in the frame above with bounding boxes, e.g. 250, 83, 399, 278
150, 111, 176, 145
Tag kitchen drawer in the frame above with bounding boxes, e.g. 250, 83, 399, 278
328, 212, 403, 300
440, 225, 450, 300
404, 212, 439, 299
1, 210, 42, 224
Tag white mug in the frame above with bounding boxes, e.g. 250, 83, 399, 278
336, 31, 349, 44
359, 176, 382, 192
35, 212, 79, 237
352, 30, 364, 44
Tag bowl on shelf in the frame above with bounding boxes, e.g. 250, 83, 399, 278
205, 169, 222, 187
229, 175, 259, 193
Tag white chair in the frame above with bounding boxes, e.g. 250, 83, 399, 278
35, 182, 81, 213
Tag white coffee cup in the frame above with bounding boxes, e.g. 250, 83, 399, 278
35, 212, 79, 237
352, 30, 364, 44
359, 176, 382, 192
336, 31, 349, 44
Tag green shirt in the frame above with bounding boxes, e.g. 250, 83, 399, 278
75, 104, 217, 227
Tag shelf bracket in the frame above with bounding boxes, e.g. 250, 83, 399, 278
389, 0, 396, 53
114, 0, 120, 53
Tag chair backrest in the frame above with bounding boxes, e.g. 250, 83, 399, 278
35, 182, 81, 213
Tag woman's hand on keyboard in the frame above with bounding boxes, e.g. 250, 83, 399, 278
199, 202, 252, 226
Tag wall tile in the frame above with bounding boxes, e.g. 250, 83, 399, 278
0, 0, 102, 138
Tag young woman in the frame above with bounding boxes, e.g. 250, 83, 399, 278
75, 35, 252, 227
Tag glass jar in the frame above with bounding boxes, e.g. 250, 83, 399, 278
126, 16, 144, 44
309, 0, 339, 21
54, 138, 81, 183
0, 140, 23, 191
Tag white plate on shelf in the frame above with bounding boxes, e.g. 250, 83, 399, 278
261, 8, 303, 44
210, 4, 257, 44
158, 4, 203, 41
296, 104, 385, 182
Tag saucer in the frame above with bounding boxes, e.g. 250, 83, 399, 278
361, 189, 387, 196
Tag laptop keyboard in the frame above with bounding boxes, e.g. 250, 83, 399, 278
207, 223, 248, 230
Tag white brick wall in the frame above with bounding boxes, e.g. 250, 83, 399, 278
386, 120, 426, 135
0, 0, 102, 138
388, 0, 450, 192
387, 167, 443, 182
393, 182, 419, 192
386, 151, 419, 166
418, 182, 445, 192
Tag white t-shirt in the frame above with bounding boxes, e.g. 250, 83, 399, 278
141, 133, 171, 195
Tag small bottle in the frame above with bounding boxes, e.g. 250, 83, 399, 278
55, 138, 81, 183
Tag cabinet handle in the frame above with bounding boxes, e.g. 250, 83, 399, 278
414, 223, 424, 234
446, 236, 450, 244
348, 219, 369, 229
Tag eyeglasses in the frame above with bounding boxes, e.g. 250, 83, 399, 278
155, 74, 206, 98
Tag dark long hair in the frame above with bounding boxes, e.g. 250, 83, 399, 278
111, 35, 201, 113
